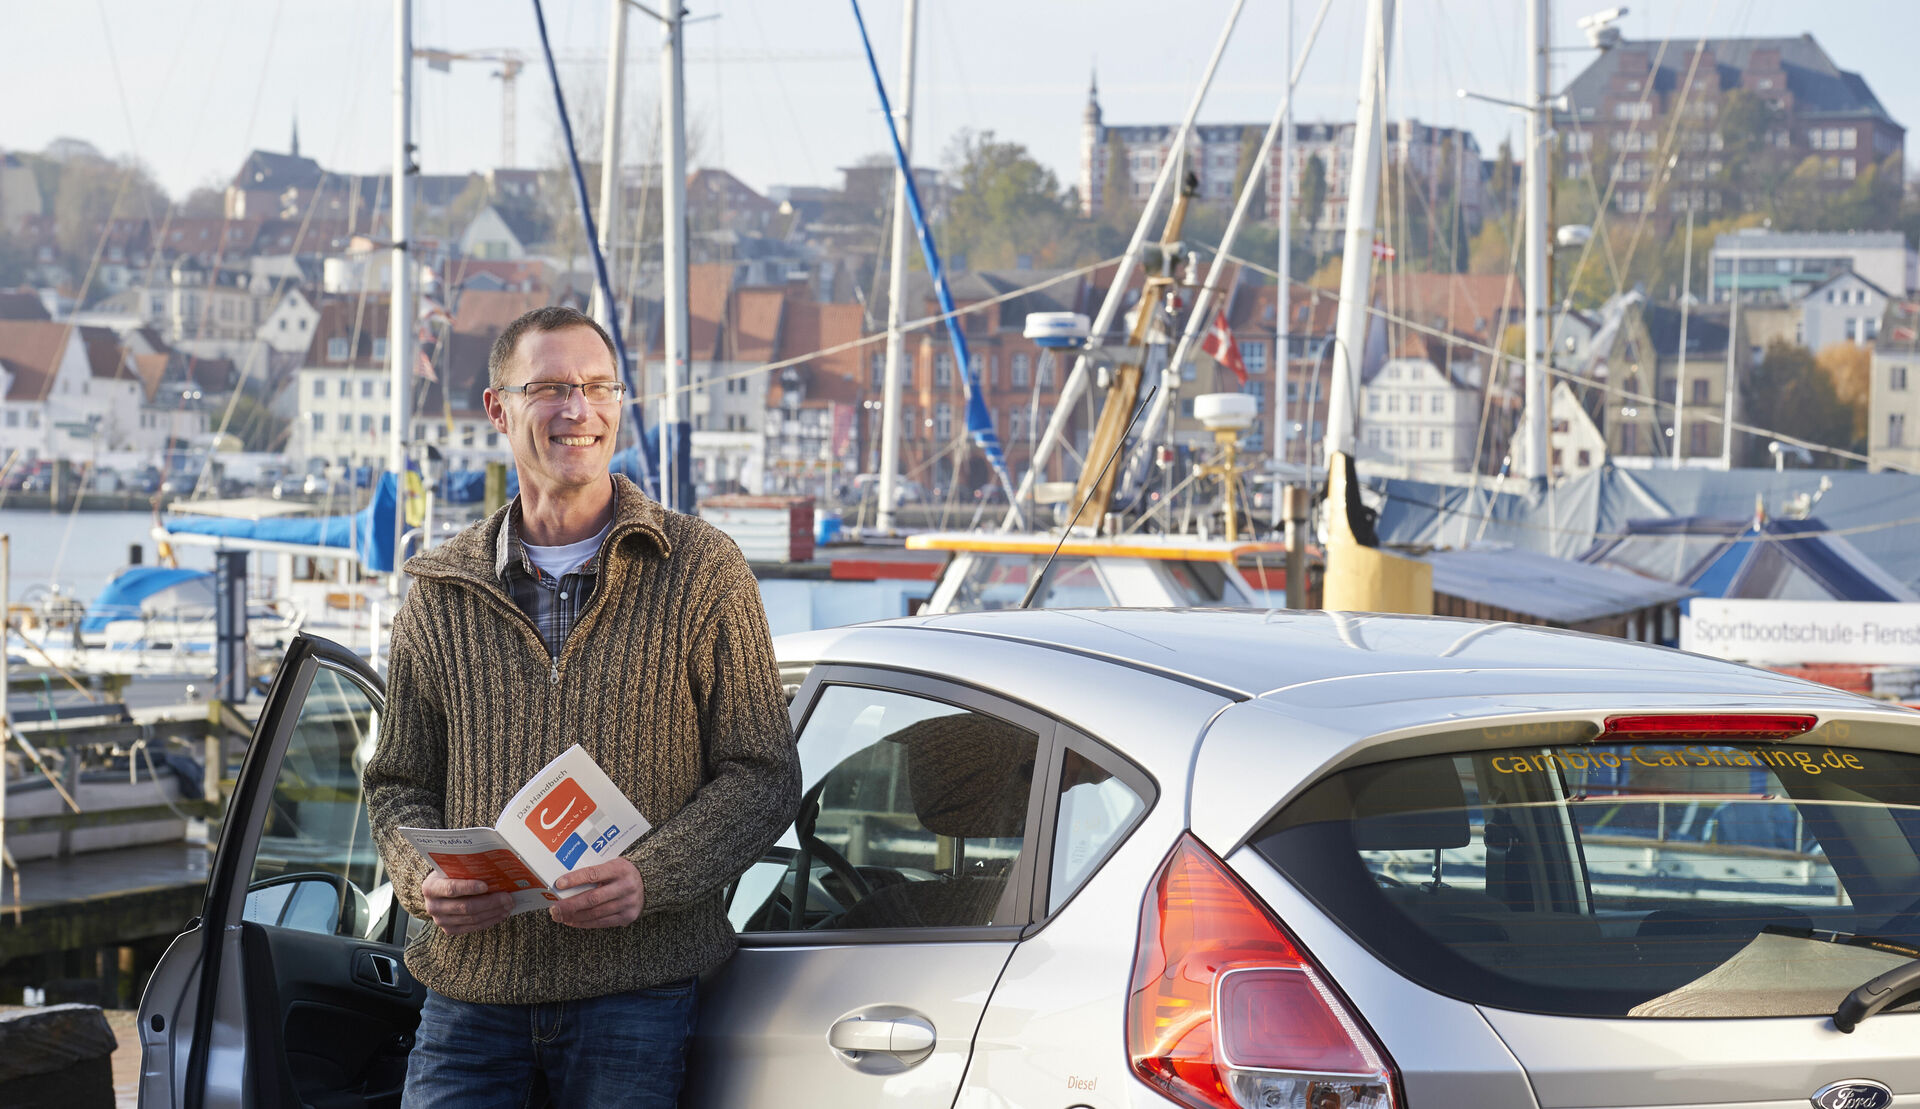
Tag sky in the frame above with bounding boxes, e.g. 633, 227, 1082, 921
5, 1, 1916, 204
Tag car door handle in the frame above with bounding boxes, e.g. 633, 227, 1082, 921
827, 1015, 936, 1056
353, 950, 408, 995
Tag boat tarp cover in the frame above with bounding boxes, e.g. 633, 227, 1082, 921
81, 567, 214, 633
1369, 467, 1920, 594
162, 471, 401, 572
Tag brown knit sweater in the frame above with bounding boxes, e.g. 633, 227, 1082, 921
364, 475, 800, 1004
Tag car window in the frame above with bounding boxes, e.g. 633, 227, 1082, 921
735, 683, 1039, 933
1048, 746, 1146, 914
243, 664, 388, 940
1253, 737, 1920, 1019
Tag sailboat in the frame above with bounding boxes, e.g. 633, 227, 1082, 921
847, 0, 1297, 615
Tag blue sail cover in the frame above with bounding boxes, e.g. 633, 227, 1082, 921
81, 567, 214, 634
849, 1, 1014, 500
162, 471, 402, 573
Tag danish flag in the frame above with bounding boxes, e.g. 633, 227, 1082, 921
1199, 308, 1248, 385
1372, 240, 1397, 261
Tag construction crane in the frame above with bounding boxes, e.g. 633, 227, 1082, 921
417, 47, 528, 167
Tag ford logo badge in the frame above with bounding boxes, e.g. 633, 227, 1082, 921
1811, 1079, 1893, 1109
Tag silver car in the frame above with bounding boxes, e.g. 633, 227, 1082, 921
140, 611, 1920, 1109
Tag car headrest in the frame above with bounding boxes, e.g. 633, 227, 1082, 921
890, 713, 1037, 839
1346, 758, 1471, 851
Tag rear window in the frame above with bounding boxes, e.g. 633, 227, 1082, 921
1253, 735, 1920, 1018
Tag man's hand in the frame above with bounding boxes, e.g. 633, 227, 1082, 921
550, 858, 645, 929
421, 871, 515, 935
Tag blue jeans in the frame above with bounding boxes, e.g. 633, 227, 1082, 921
402, 979, 699, 1109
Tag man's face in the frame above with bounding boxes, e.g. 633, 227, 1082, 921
483, 326, 621, 497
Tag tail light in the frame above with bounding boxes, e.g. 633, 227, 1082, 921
1598, 713, 1817, 740
1128, 834, 1395, 1109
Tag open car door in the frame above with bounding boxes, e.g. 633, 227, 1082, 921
137, 633, 421, 1109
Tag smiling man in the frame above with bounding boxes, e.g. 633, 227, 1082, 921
364, 306, 800, 1108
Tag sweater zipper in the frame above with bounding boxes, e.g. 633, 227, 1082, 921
549, 659, 560, 685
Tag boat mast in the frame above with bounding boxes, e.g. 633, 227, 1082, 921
589, 0, 629, 341
1000, 0, 1247, 530
876, 0, 918, 535
1276, 0, 1294, 474
1122, 0, 1331, 508
389, 0, 415, 586
1674, 206, 1694, 468
1722, 249, 1739, 468
1325, 0, 1393, 462
1522, 0, 1549, 486
660, 1, 689, 512
1320, 0, 1432, 617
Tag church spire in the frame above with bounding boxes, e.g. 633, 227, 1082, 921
290, 113, 300, 159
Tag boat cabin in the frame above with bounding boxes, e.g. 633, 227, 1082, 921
907, 532, 1287, 613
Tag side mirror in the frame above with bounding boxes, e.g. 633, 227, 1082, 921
244, 872, 371, 938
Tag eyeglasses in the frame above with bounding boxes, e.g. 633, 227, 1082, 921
497, 380, 627, 405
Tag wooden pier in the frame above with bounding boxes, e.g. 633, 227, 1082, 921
0, 687, 256, 1007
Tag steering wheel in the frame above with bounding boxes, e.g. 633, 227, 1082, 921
802, 832, 874, 905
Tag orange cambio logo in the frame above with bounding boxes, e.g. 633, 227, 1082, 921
526, 778, 596, 851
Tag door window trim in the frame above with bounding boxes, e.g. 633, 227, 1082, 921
742, 664, 1057, 947
184, 634, 386, 1108
1023, 725, 1159, 929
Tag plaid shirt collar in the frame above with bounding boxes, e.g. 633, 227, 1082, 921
495, 500, 608, 659
493, 500, 606, 584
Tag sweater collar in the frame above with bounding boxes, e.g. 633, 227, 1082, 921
406, 474, 672, 587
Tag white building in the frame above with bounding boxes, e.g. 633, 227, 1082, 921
294, 298, 396, 470
1711, 228, 1915, 305
1870, 300, 1920, 473
457, 205, 543, 261
1513, 381, 1609, 483
0, 321, 192, 463
257, 288, 321, 356
1792, 269, 1890, 351
1359, 347, 1486, 477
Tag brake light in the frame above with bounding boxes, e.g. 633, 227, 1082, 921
1599, 713, 1817, 740
1128, 834, 1396, 1109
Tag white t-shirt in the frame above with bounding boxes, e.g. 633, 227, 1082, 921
522, 520, 613, 579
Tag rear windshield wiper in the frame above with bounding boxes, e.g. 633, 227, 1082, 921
1763, 927, 1920, 1032
1835, 959, 1920, 1033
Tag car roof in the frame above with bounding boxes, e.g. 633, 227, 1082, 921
782, 608, 1867, 708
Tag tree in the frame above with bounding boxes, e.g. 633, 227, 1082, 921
0, 233, 31, 287
1298, 154, 1327, 247
941, 130, 1089, 270
49, 155, 168, 272
1815, 340, 1872, 445
219, 391, 289, 453
1715, 90, 1793, 218
1740, 340, 1857, 466
1231, 131, 1261, 201
1467, 216, 1514, 276
179, 184, 226, 218
1307, 254, 1342, 289
1487, 139, 1516, 217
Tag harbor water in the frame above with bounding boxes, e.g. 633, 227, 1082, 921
0, 509, 214, 608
